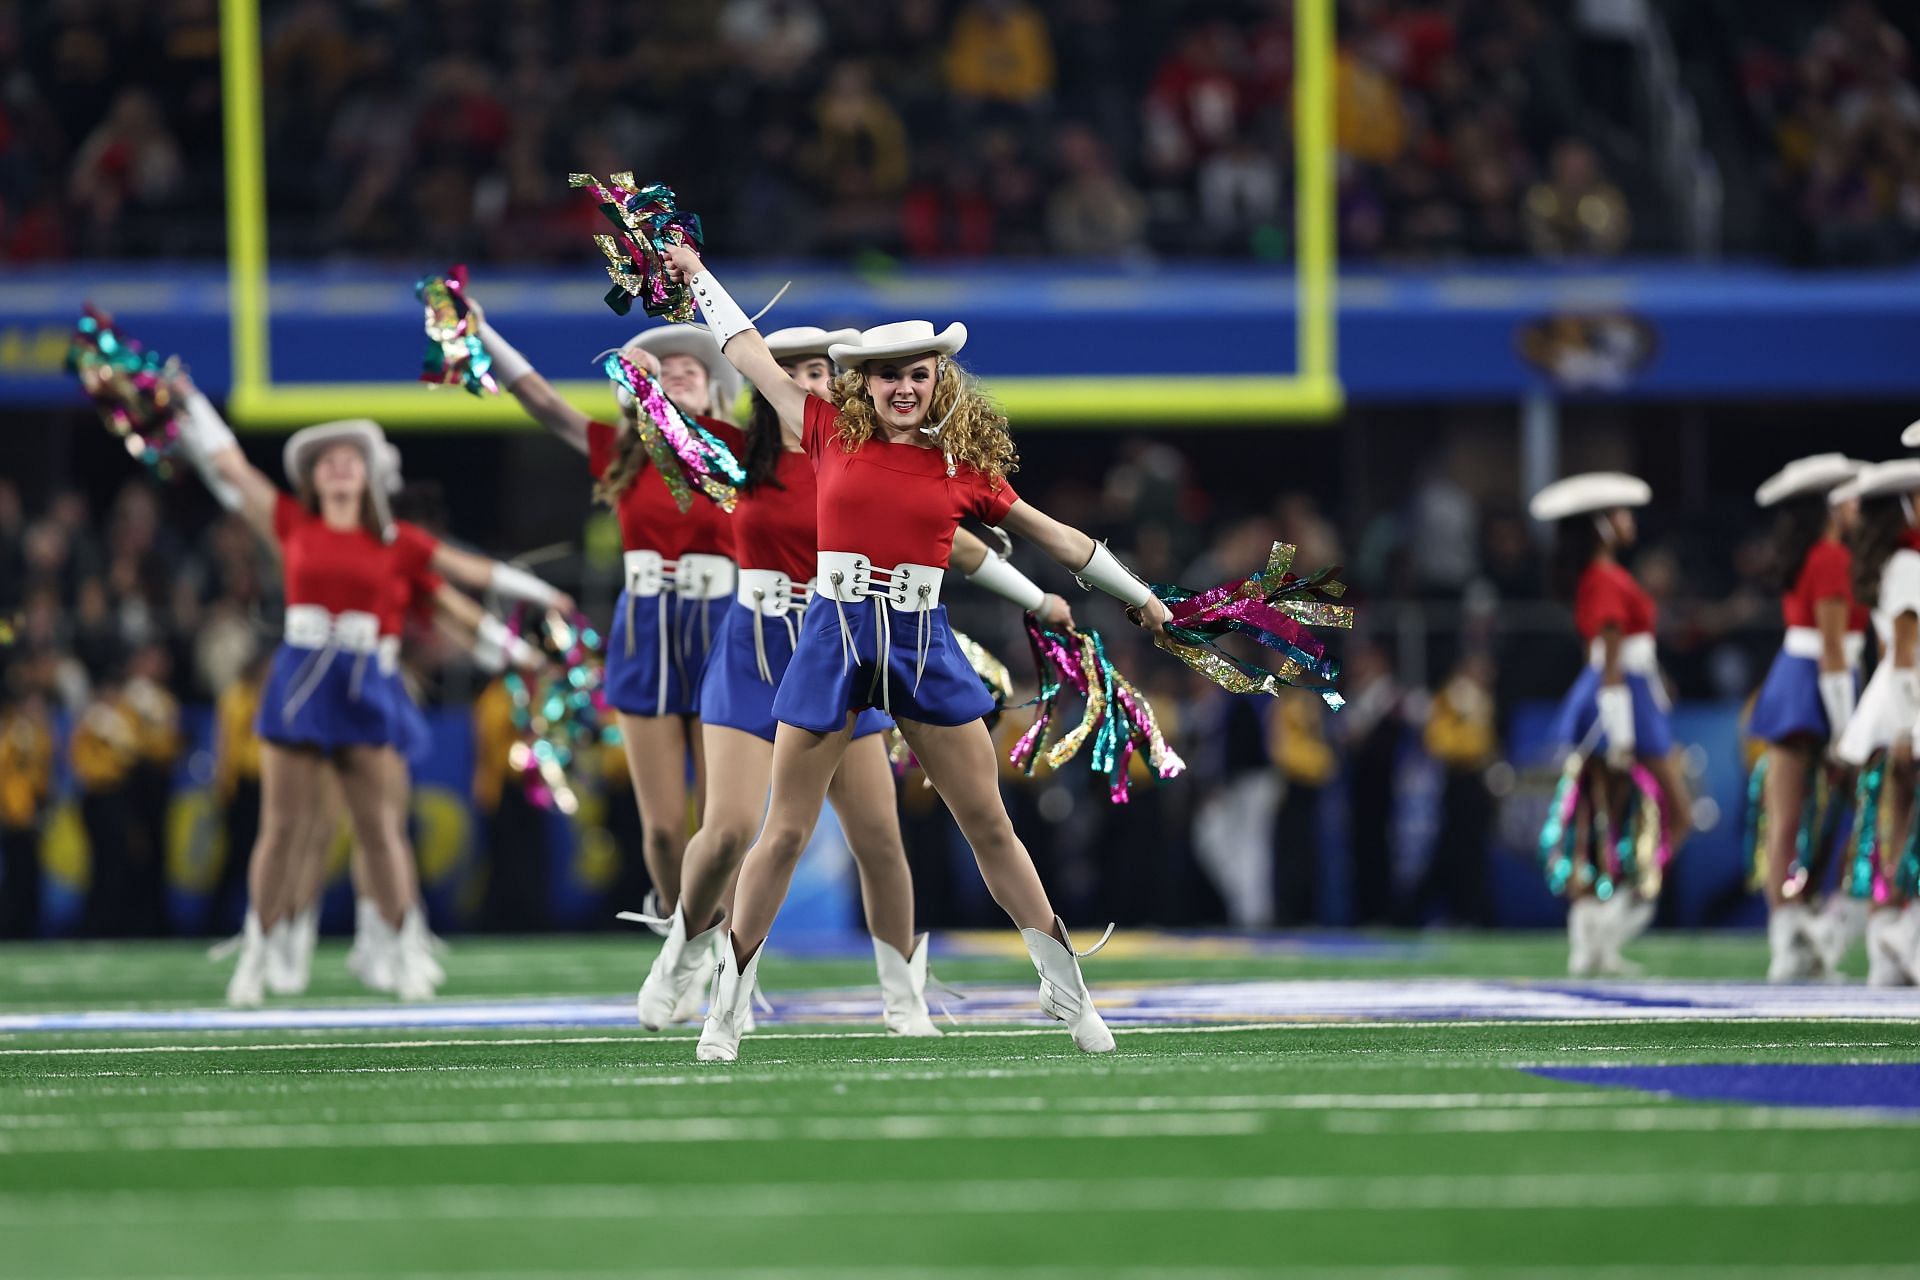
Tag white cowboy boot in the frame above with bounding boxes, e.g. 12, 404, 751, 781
1567, 897, 1603, 977
636, 905, 724, 1030
874, 934, 941, 1037
346, 901, 399, 994
1766, 902, 1817, 984
226, 912, 270, 1008
1596, 893, 1651, 976
263, 915, 302, 995
638, 888, 672, 938
1814, 895, 1868, 978
1866, 906, 1919, 987
290, 906, 319, 994
402, 906, 446, 988
1021, 917, 1115, 1053
696, 936, 764, 1063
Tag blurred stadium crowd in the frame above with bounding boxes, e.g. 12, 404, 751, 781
5, 0, 1912, 264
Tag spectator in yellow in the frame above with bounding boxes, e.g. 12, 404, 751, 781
1416, 653, 1498, 927
211, 650, 268, 935
474, 676, 551, 932
1525, 138, 1633, 259
122, 644, 179, 937
0, 677, 55, 939
1336, 44, 1406, 166
804, 61, 909, 250
1270, 688, 1336, 925
944, 0, 1055, 106
72, 668, 140, 936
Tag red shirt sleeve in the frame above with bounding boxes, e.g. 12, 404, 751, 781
391, 521, 439, 579
1802, 541, 1854, 604
1574, 567, 1632, 639
586, 420, 617, 480
973, 475, 1018, 526
408, 572, 443, 627
801, 394, 837, 464
271, 492, 306, 543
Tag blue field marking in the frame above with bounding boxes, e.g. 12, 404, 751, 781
5, 979, 1920, 1035
1527, 1063, 1920, 1111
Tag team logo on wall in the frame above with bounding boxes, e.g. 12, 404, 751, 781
1517, 312, 1659, 391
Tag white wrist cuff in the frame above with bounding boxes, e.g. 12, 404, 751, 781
966, 553, 1046, 612
689, 271, 756, 345
490, 562, 562, 609
180, 391, 237, 456
472, 615, 510, 674
478, 321, 533, 388
1597, 685, 1635, 757
1074, 541, 1154, 608
1817, 671, 1856, 739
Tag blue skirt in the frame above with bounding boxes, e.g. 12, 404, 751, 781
700, 602, 892, 743
1749, 650, 1847, 744
256, 642, 401, 752
391, 684, 433, 768
1548, 668, 1673, 759
603, 591, 730, 718
772, 598, 995, 733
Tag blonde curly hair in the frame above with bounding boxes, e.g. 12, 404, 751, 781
828, 356, 1018, 486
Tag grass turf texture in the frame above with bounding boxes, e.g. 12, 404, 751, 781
3, 933, 1918, 1279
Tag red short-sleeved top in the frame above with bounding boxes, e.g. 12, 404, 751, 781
274, 493, 429, 616
380, 521, 443, 636
586, 416, 743, 561
802, 394, 1016, 570
1783, 537, 1870, 632
731, 449, 819, 581
1573, 558, 1655, 643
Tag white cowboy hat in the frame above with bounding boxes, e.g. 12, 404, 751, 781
622, 325, 742, 419
1755, 453, 1862, 507
1901, 419, 1920, 448
1528, 472, 1652, 522
764, 326, 862, 364
382, 442, 405, 496
1834, 459, 1920, 505
828, 320, 967, 368
282, 419, 394, 536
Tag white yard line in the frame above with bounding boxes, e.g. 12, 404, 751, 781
1326, 1106, 1920, 1135
41, 1268, 1920, 1280
0, 1171, 1914, 1226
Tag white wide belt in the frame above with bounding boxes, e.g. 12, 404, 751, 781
816, 552, 944, 611
675, 552, 737, 601
1588, 633, 1658, 675
623, 550, 667, 597
284, 605, 381, 654
737, 569, 811, 617
1782, 626, 1865, 666
377, 635, 402, 675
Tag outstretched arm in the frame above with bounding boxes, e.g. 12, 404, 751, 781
951, 526, 1073, 628
999, 499, 1169, 634
175, 383, 280, 542
662, 243, 809, 445
468, 294, 594, 455
428, 542, 575, 616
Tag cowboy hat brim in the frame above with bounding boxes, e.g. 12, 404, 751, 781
828, 322, 967, 368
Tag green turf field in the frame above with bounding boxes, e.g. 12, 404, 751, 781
3, 932, 1918, 1279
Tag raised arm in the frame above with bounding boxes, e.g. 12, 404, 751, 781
999, 499, 1169, 634
428, 542, 575, 616
430, 583, 543, 677
661, 243, 809, 445
467, 295, 592, 455
175, 383, 280, 542
951, 526, 1073, 629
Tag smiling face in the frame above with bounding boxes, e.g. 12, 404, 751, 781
658, 353, 712, 415
781, 355, 834, 397
310, 441, 368, 506
864, 354, 940, 432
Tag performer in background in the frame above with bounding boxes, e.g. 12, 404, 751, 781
1747, 455, 1864, 981
1532, 472, 1689, 977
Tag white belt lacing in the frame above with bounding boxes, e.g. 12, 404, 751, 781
281, 606, 380, 725
738, 569, 813, 684
621, 550, 736, 715
816, 552, 943, 714
1782, 626, 1865, 667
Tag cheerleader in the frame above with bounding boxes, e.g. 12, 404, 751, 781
171, 387, 565, 1004
1749, 454, 1865, 981
1830, 460, 1920, 986
1531, 472, 1689, 977
662, 241, 1172, 1062
472, 301, 742, 928
636, 325, 1076, 1034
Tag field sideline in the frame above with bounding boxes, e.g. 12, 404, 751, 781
4, 931, 1919, 1279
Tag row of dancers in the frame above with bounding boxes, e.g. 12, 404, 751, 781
1533, 445, 1920, 986
141, 231, 1182, 1059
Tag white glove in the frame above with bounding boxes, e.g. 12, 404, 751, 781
1817, 671, 1856, 747
1891, 669, 1920, 754
1597, 684, 1636, 767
